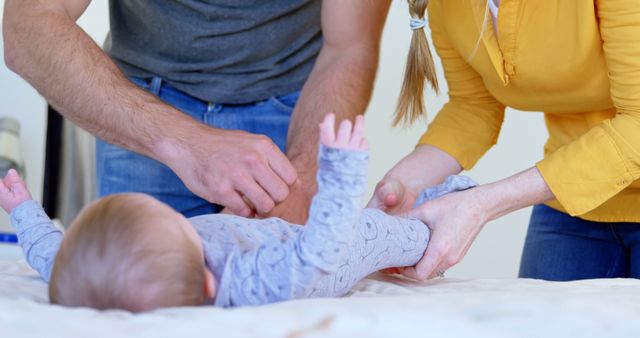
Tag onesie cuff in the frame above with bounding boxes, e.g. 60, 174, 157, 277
317, 145, 369, 176
10, 200, 44, 230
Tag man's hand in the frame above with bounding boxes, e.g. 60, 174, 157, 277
166, 127, 298, 217
5, 1, 299, 217
257, 182, 312, 224
0, 169, 32, 214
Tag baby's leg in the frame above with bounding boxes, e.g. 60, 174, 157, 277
312, 209, 429, 297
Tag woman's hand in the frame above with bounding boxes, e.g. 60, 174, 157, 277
367, 178, 419, 215
367, 144, 463, 214
400, 167, 554, 280
401, 188, 488, 280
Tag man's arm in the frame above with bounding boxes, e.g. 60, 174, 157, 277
3, 0, 296, 216
264, 0, 391, 223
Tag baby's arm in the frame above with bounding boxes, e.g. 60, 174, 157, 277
220, 114, 368, 306
0, 170, 62, 282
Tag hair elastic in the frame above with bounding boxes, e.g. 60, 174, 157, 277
410, 18, 427, 30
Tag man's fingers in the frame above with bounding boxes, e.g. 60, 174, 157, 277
252, 164, 290, 203
234, 174, 275, 214
266, 147, 298, 186
223, 192, 253, 217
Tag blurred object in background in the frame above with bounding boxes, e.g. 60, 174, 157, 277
0, 117, 25, 179
57, 119, 96, 227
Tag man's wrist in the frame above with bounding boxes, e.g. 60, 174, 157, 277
151, 121, 216, 167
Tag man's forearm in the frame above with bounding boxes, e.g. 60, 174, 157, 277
3, 1, 204, 163
286, 44, 379, 188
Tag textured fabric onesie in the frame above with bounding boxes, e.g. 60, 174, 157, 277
10, 145, 476, 307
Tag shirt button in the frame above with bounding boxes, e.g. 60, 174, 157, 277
618, 178, 627, 186
504, 62, 516, 76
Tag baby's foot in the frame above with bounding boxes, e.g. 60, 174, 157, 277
319, 113, 368, 151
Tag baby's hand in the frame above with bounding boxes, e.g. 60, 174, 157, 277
0, 169, 32, 214
319, 113, 368, 151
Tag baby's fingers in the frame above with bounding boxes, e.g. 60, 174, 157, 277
5, 169, 22, 186
319, 113, 336, 146
349, 115, 366, 149
335, 119, 353, 147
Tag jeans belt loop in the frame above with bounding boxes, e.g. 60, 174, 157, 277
150, 77, 163, 96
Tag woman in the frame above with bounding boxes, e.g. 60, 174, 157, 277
369, 0, 640, 281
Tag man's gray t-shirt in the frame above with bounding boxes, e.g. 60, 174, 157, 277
105, 1, 322, 104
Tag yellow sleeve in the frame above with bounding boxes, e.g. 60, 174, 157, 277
536, 0, 640, 216
418, 3, 506, 170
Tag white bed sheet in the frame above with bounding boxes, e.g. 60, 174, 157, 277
1, 258, 639, 338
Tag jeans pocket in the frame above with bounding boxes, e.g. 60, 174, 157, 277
268, 90, 301, 114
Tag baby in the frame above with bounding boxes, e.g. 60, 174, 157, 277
1, 114, 476, 312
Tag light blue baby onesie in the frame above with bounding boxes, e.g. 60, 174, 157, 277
10, 145, 476, 308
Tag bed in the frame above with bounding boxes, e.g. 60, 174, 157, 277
2, 250, 639, 338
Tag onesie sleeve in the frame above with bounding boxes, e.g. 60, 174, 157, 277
10, 200, 63, 282
536, 1, 640, 215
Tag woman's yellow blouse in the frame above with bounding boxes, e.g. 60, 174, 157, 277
419, 0, 640, 222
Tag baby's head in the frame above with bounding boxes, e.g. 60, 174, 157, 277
49, 193, 216, 312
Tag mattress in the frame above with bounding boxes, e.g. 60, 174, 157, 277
1, 258, 639, 338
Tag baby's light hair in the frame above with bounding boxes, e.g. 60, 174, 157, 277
394, 0, 439, 127
49, 194, 205, 312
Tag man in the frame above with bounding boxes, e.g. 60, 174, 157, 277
3, 0, 391, 223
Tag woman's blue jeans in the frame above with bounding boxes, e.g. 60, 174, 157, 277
96, 76, 300, 217
519, 204, 640, 280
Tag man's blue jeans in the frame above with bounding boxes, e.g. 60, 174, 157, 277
96, 76, 300, 217
519, 204, 640, 280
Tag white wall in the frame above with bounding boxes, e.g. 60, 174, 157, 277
0, 1, 548, 278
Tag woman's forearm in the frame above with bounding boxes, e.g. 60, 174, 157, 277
476, 167, 555, 222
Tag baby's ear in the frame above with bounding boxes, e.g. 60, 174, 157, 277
203, 268, 216, 300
